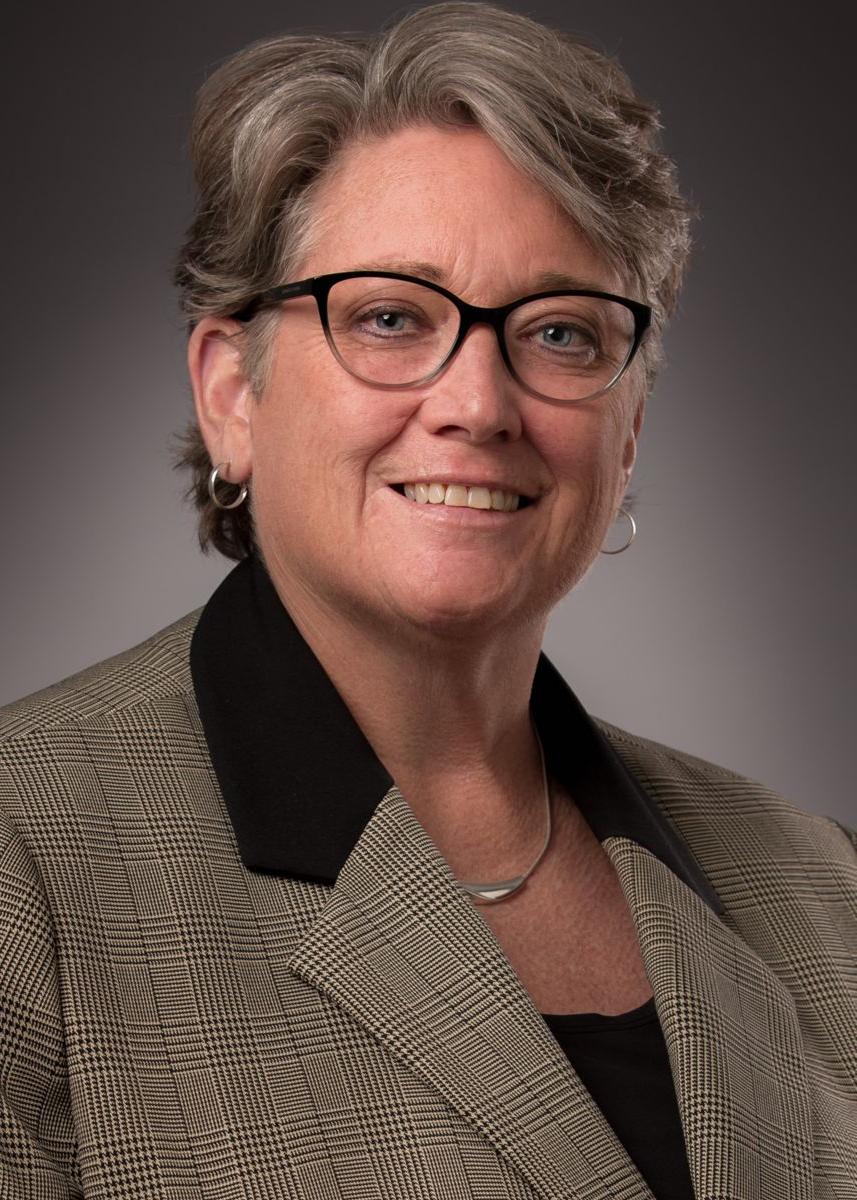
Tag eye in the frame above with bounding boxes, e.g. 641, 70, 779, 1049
374, 311, 407, 332
541, 324, 571, 347
353, 305, 424, 338
537, 323, 596, 352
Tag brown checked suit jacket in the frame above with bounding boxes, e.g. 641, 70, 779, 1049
1, 571, 856, 1199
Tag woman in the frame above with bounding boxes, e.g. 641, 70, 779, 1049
1, 4, 854, 1198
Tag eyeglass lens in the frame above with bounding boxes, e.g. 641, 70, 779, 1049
324, 276, 637, 401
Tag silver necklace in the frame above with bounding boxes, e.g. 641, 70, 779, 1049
458, 728, 552, 905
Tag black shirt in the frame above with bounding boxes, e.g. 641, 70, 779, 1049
191, 554, 715, 1199
544, 999, 694, 1199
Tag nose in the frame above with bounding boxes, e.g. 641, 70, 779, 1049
417, 322, 523, 444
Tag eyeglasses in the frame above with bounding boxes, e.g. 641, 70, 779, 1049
233, 271, 651, 404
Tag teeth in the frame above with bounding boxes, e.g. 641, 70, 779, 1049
398, 482, 522, 511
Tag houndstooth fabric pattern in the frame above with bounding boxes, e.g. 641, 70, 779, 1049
1, 609, 855, 1199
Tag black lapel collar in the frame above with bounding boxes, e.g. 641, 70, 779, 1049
529, 659, 723, 912
190, 554, 721, 913
190, 554, 393, 883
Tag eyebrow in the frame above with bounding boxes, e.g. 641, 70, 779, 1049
529, 269, 615, 293
348, 259, 615, 295
350, 259, 448, 284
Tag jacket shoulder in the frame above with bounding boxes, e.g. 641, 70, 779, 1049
0, 607, 202, 746
594, 715, 856, 858
594, 716, 753, 786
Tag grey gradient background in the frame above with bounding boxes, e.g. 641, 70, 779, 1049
2, 2, 854, 822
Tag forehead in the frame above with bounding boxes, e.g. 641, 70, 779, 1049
299, 124, 623, 301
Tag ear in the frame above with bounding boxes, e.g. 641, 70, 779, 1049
619, 390, 646, 491
187, 317, 255, 485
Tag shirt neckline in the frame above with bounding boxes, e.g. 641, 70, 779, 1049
541, 996, 660, 1030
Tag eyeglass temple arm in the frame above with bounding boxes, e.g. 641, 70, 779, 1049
233, 279, 314, 322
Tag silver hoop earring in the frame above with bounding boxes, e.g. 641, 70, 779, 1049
208, 462, 248, 511
599, 506, 637, 554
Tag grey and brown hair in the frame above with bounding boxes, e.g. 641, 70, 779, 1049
173, 1, 694, 560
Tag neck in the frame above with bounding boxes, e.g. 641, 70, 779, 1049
263, 560, 551, 883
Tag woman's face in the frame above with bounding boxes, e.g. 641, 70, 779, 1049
247, 124, 645, 638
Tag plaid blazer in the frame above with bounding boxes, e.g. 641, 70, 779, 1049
1, 604, 855, 1200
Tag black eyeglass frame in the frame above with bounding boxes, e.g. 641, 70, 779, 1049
233, 270, 652, 403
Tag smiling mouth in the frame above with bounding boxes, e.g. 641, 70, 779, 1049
389, 483, 535, 511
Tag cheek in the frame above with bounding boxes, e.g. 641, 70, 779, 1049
542, 401, 626, 491
250, 359, 417, 509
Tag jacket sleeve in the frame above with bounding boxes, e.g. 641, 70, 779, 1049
0, 808, 82, 1198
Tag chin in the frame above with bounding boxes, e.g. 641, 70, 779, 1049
381, 578, 530, 639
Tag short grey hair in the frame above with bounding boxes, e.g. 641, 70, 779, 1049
173, 1, 693, 560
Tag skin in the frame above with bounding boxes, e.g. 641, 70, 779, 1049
190, 125, 651, 1011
